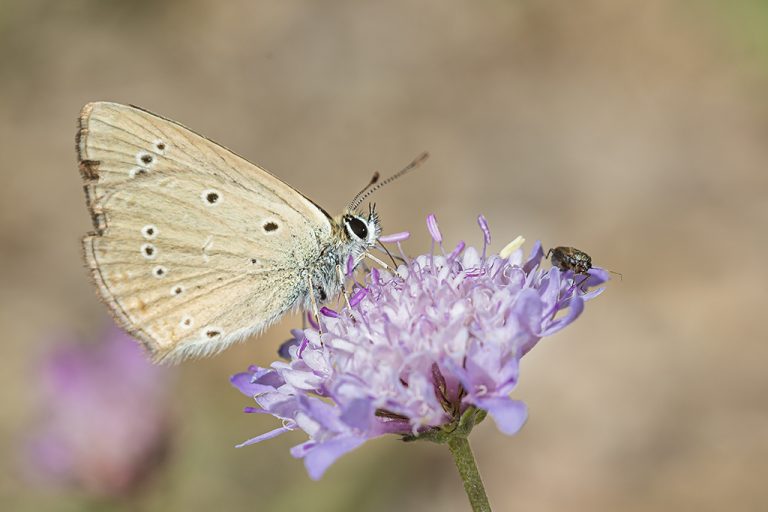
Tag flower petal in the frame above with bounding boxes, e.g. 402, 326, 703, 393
230, 371, 260, 396
475, 397, 528, 435
301, 436, 368, 480
523, 240, 545, 273
230, 368, 283, 397
542, 294, 585, 336
340, 398, 374, 430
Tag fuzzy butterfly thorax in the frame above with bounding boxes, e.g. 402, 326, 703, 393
76, 102, 389, 363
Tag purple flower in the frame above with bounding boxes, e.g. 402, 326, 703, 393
232, 215, 608, 480
25, 325, 173, 497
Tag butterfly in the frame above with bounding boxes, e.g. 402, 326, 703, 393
77, 102, 426, 363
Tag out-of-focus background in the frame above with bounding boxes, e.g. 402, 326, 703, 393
2, 1, 767, 510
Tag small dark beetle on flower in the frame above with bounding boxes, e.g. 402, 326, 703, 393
547, 246, 592, 275
546, 246, 622, 285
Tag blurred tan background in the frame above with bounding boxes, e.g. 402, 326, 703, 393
2, 0, 767, 510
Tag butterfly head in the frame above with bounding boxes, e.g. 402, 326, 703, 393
339, 152, 428, 258
342, 203, 381, 251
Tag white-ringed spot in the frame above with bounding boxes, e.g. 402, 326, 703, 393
141, 243, 157, 259
129, 167, 149, 178
136, 151, 156, 168
141, 224, 158, 240
179, 315, 194, 329
152, 265, 167, 278
262, 219, 279, 234
201, 189, 222, 206
170, 285, 184, 296
153, 139, 167, 154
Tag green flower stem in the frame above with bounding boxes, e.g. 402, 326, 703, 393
447, 435, 492, 512
403, 407, 492, 510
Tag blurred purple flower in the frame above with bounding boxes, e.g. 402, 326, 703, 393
25, 325, 173, 497
232, 215, 608, 479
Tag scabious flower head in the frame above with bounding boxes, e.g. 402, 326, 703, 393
232, 215, 608, 479
25, 326, 173, 498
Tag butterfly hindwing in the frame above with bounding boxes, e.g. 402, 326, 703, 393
78, 102, 333, 362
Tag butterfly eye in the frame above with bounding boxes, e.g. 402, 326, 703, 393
347, 217, 368, 240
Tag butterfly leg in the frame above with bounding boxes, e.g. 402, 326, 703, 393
336, 264, 354, 317
364, 252, 392, 271
364, 252, 407, 278
306, 273, 323, 335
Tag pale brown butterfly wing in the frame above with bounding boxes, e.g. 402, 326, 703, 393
78, 102, 333, 362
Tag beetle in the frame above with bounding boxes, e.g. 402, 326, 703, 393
546, 246, 592, 275
546, 246, 622, 288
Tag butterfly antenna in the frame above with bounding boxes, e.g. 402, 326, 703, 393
348, 172, 381, 212
348, 151, 429, 211
608, 269, 623, 281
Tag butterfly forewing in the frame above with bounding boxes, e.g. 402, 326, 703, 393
78, 102, 332, 362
